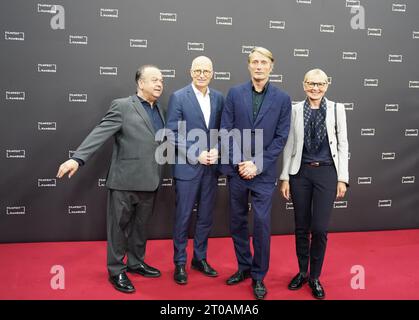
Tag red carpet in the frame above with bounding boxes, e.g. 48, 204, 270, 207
1, 229, 418, 300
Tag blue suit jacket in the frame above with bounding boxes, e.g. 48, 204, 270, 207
166, 84, 225, 180
220, 81, 291, 183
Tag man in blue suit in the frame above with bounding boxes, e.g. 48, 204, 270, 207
166, 56, 224, 285
221, 47, 291, 299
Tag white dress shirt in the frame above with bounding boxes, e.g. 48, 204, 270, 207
192, 83, 211, 128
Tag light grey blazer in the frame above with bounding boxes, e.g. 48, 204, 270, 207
73, 95, 165, 191
279, 98, 349, 184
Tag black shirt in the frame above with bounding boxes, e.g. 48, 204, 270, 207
252, 82, 269, 121
137, 95, 164, 133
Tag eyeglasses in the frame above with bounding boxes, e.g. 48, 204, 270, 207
304, 81, 327, 89
192, 69, 212, 77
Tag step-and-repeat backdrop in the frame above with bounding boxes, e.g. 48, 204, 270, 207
1, 0, 418, 242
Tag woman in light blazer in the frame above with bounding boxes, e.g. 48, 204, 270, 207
280, 69, 349, 299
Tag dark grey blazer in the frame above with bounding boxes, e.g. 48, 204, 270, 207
73, 95, 166, 191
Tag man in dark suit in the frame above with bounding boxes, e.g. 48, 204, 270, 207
220, 47, 291, 299
166, 56, 224, 285
56, 65, 165, 293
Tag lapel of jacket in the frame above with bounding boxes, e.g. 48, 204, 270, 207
254, 83, 276, 126
155, 102, 165, 126
324, 98, 334, 136
208, 89, 217, 129
242, 81, 254, 125
187, 84, 207, 128
131, 95, 155, 134
296, 101, 304, 138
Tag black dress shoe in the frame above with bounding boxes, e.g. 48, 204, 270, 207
252, 280, 267, 300
191, 259, 218, 277
108, 272, 135, 293
174, 264, 188, 285
226, 270, 251, 285
127, 261, 161, 278
308, 278, 325, 299
288, 272, 308, 290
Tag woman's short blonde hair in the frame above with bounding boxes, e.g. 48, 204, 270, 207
303, 68, 328, 83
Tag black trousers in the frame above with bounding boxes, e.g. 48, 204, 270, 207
107, 189, 156, 276
289, 164, 337, 279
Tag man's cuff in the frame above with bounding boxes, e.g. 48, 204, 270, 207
72, 157, 84, 166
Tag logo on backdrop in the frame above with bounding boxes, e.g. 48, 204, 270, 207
361, 128, 375, 136
405, 129, 418, 136
358, 177, 372, 184
392, 4, 407, 12
214, 72, 231, 81
6, 91, 25, 100
294, 49, 309, 57
4, 31, 24, 41
38, 178, 57, 187
217, 177, 227, 187
342, 52, 357, 60
130, 39, 147, 48
388, 54, 403, 63
6, 150, 25, 158
38, 64, 57, 73
297, 0, 312, 4
378, 200, 392, 208
161, 178, 173, 187
364, 79, 379, 87
343, 103, 354, 111
68, 206, 87, 214
269, 74, 283, 83
160, 13, 177, 22
100, 8, 118, 18
385, 104, 399, 112
381, 152, 396, 160
161, 69, 176, 78
367, 28, 382, 37
320, 24, 335, 33
242, 46, 255, 54
69, 94, 87, 103
216, 17, 232, 25
187, 42, 204, 51
38, 122, 57, 130
100, 67, 118, 76
285, 203, 294, 210
69, 35, 88, 45
334, 201, 348, 209
269, 21, 285, 29
409, 81, 419, 88
6, 206, 26, 215
401, 176, 415, 184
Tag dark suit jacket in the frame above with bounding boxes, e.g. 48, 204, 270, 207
73, 95, 166, 191
220, 81, 291, 183
166, 84, 224, 180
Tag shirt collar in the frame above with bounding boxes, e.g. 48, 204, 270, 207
191, 83, 210, 98
136, 94, 158, 108
252, 81, 269, 94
